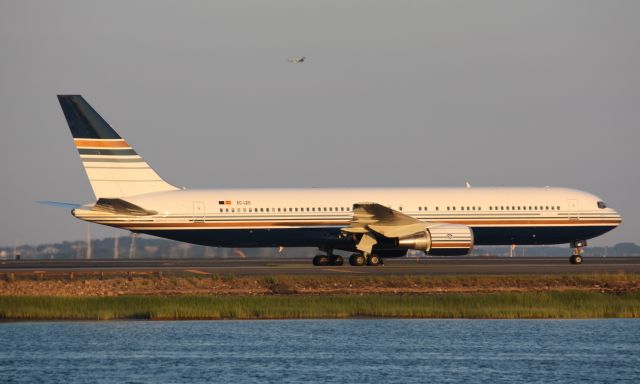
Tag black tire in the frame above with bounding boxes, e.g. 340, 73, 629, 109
312, 255, 322, 266
368, 255, 380, 266
574, 255, 583, 264
333, 255, 344, 266
349, 254, 365, 266
349, 254, 358, 266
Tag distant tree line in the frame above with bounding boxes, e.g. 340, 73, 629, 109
1, 237, 639, 260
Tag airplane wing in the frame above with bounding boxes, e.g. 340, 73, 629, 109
342, 203, 430, 254
342, 202, 474, 256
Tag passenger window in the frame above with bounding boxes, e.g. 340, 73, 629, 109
436, 207, 439, 211
597, 201, 606, 209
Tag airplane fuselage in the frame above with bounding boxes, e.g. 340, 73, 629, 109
73, 187, 621, 254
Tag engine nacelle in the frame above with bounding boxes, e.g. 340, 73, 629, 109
397, 224, 474, 256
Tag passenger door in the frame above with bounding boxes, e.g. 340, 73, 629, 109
567, 199, 579, 221
193, 201, 205, 222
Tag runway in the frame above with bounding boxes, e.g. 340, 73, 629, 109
1, 257, 639, 276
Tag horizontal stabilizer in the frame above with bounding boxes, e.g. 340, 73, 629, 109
37, 201, 83, 209
93, 198, 157, 216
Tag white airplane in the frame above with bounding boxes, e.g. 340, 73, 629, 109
288, 56, 305, 63
49, 95, 621, 266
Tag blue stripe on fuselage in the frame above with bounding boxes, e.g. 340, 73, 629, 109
138, 225, 617, 250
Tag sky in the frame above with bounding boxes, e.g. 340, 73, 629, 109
0, 0, 638, 247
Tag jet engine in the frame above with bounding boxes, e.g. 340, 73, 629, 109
397, 224, 474, 256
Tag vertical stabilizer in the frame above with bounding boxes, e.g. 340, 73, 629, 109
57, 95, 178, 198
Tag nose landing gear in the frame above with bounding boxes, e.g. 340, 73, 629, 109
570, 240, 586, 264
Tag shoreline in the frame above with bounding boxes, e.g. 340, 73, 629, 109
2, 272, 639, 296
2, 273, 639, 321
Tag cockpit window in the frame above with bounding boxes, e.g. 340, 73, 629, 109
597, 201, 607, 209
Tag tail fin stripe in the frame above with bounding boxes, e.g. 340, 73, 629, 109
78, 149, 138, 156
74, 139, 131, 148
81, 157, 146, 163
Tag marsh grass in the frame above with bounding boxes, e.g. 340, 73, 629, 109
1, 291, 639, 321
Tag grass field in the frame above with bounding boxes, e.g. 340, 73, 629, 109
1, 291, 639, 320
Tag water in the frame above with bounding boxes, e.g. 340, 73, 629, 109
1, 319, 639, 383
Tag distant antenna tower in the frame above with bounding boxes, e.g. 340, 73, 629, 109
129, 233, 138, 258
13, 239, 20, 260
86, 223, 92, 259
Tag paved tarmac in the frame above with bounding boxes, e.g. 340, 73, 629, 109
1, 256, 639, 276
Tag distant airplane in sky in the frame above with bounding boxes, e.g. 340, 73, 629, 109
47, 95, 621, 266
288, 56, 305, 63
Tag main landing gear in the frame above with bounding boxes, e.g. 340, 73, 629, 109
312, 249, 344, 266
311, 250, 384, 267
348, 253, 383, 267
570, 240, 586, 265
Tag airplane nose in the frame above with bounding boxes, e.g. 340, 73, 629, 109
611, 208, 622, 225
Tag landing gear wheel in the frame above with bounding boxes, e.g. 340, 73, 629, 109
367, 255, 380, 266
570, 255, 583, 265
349, 254, 366, 266
332, 255, 344, 266
570, 240, 586, 265
312, 255, 329, 266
